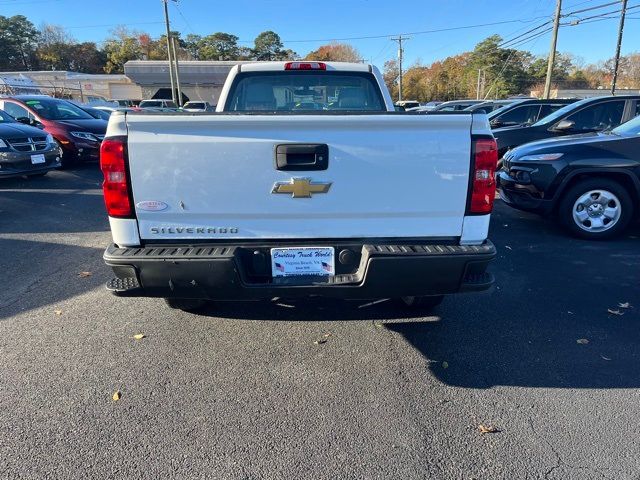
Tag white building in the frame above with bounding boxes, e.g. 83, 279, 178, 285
0, 70, 142, 102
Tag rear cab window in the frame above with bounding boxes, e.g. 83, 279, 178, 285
224, 71, 385, 112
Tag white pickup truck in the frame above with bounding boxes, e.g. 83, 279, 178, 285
101, 61, 497, 311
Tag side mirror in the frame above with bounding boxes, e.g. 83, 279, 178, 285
554, 119, 575, 132
16, 117, 30, 125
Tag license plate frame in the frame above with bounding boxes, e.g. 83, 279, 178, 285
31, 154, 46, 164
271, 246, 335, 278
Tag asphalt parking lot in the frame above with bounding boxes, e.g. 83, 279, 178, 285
1, 166, 639, 480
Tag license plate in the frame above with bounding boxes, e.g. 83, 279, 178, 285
271, 247, 335, 277
31, 154, 45, 164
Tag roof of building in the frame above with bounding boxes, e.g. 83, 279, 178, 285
124, 60, 251, 86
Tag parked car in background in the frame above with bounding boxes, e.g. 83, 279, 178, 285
0, 95, 108, 168
110, 99, 140, 107
488, 98, 579, 129
498, 114, 640, 239
493, 95, 640, 160
463, 99, 517, 114
406, 101, 443, 112
394, 100, 420, 110
138, 99, 178, 111
430, 99, 485, 112
181, 101, 214, 112
0, 108, 61, 178
78, 105, 112, 121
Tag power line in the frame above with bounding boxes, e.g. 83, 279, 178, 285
65, 21, 165, 30
562, 0, 621, 15
499, 21, 553, 47
504, 27, 554, 49
172, 1, 197, 35
236, 16, 552, 44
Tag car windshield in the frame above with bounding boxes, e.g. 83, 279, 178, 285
531, 97, 593, 126
225, 71, 385, 112
611, 115, 640, 136
487, 103, 515, 120
0, 110, 17, 123
23, 98, 93, 120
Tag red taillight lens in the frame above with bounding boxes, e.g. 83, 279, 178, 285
100, 136, 132, 217
284, 62, 326, 70
469, 138, 498, 214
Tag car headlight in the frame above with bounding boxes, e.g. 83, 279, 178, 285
70, 131, 98, 142
519, 153, 564, 161
0, 139, 7, 148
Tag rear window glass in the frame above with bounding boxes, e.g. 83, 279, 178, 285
225, 71, 385, 112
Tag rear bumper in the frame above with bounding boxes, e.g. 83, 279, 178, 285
104, 240, 496, 300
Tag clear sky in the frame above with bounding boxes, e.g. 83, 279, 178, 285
2, 0, 638, 69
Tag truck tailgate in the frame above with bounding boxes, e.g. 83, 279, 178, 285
125, 114, 473, 240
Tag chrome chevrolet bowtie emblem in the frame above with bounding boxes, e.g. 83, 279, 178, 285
271, 178, 332, 198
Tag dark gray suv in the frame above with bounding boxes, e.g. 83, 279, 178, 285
0, 109, 61, 179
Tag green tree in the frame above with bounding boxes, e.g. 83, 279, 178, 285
103, 27, 144, 73
184, 33, 202, 59
252, 31, 295, 61
35, 23, 74, 70
0, 15, 39, 70
198, 32, 241, 60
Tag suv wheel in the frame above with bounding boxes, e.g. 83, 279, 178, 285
164, 298, 208, 312
558, 178, 633, 240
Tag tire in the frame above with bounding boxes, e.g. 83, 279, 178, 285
164, 298, 208, 312
558, 178, 633, 240
399, 295, 444, 309
56, 141, 76, 169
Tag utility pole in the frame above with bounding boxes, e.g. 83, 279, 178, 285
611, 0, 628, 94
543, 0, 562, 99
171, 35, 183, 106
162, 0, 177, 104
476, 69, 487, 100
391, 35, 409, 102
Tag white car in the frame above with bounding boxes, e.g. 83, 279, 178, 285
138, 99, 178, 111
100, 61, 497, 311
181, 101, 214, 112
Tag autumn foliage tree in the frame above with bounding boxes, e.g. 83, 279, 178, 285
305, 42, 361, 62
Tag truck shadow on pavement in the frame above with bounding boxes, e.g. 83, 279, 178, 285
0, 238, 107, 320
204, 205, 640, 390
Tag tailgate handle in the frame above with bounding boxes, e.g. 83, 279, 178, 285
275, 144, 328, 171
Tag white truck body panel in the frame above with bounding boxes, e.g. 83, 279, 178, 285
124, 114, 475, 241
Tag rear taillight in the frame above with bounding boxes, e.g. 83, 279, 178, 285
469, 138, 498, 214
284, 61, 326, 70
100, 136, 132, 217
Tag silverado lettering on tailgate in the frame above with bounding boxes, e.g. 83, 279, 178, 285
150, 227, 239, 234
